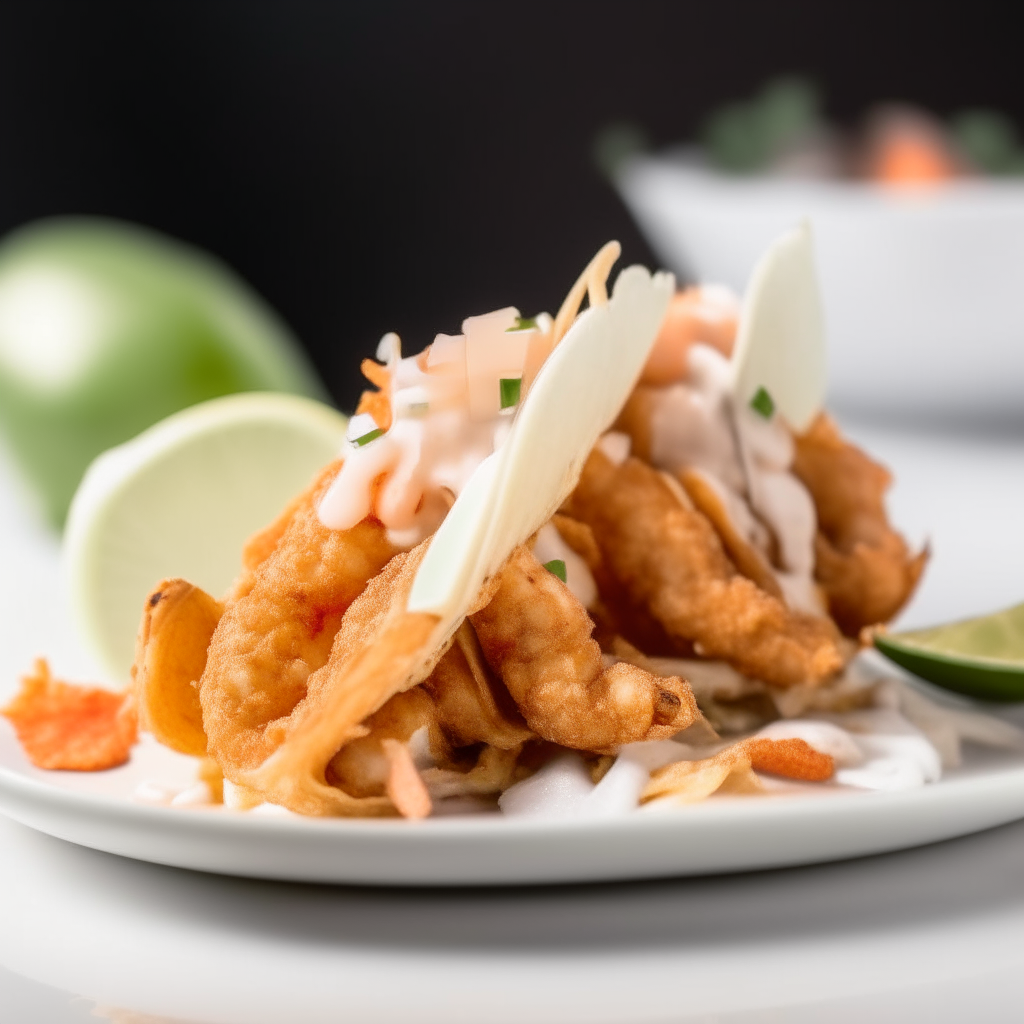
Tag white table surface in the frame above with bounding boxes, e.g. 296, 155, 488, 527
2, 418, 1024, 1022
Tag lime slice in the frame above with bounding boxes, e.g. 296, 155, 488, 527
875, 603, 1024, 702
64, 392, 347, 684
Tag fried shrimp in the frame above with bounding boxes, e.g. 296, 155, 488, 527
424, 621, 534, 750
328, 621, 534, 810
552, 513, 681, 655
199, 466, 400, 813
470, 546, 701, 752
326, 686, 437, 817
132, 578, 223, 756
793, 414, 927, 634
230, 542, 450, 815
566, 449, 845, 688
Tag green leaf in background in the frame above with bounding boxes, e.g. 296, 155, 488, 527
0, 218, 327, 527
949, 109, 1024, 175
592, 121, 650, 180
702, 75, 822, 173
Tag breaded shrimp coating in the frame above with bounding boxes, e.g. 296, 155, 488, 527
470, 546, 701, 752
565, 449, 845, 688
237, 542, 448, 815
199, 462, 399, 798
793, 414, 927, 635
423, 621, 534, 751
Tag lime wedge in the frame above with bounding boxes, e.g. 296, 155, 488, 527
64, 392, 347, 684
875, 603, 1024, 702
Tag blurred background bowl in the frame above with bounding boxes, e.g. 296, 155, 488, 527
616, 154, 1024, 427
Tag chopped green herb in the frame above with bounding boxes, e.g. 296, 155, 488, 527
352, 426, 385, 447
749, 386, 775, 419
407, 401, 429, 416
499, 377, 522, 409
506, 316, 538, 332
542, 559, 567, 583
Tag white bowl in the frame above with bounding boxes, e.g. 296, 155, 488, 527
616, 154, 1024, 424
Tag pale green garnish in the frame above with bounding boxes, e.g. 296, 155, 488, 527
543, 559, 567, 583
749, 386, 775, 419
500, 377, 522, 409
506, 316, 538, 332
353, 426, 385, 447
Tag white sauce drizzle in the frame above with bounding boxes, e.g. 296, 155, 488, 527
317, 310, 553, 546
645, 343, 822, 614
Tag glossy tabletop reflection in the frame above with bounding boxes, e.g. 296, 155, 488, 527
3, 811, 1024, 1023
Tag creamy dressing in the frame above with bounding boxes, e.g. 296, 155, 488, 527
645, 342, 822, 614
318, 310, 551, 545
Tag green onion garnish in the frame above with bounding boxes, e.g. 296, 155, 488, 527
506, 316, 538, 332
499, 377, 522, 409
749, 386, 775, 419
542, 559, 567, 583
408, 402, 429, 416
352, 426, 385, 447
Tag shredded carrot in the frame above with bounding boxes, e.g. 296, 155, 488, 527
744, 737, 834, 781
356, 359, 392, 431
2, 659, 137, 771
360, 358, 389, 390
381, 738, 431, 819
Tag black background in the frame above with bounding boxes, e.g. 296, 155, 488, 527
0, 0, 1018, 409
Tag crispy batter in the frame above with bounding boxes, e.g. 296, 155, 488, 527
231, 542, 447, 815
678, 468, 784, 600
132, 578, 222, 756
199, 464, 400, 813
643, 745, 762, 804
552, 513, 683, 655
642, 736, 835, 804
470, 546, 702, 752
421, 745, 523, 799
198, 756, 224, 803
793, 414, 927, 634
2, 659, 137, 771
423, 621, 534, 750
565, 449, 845, 688
326, 685, 438, 798
329, 621, 534, 811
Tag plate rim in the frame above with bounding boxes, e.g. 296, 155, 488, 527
3, 749, 1024, 886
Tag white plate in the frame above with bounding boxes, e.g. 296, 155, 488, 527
2, 725, 1024, 885
4, 426, 1024, 887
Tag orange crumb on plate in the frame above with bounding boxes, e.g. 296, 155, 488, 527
744, 737, 835, 782
2, 658, 137, 771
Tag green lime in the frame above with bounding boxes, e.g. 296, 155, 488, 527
875, 603, 1024, 702
64, 392, 346, 684
0, 218, 327, 527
